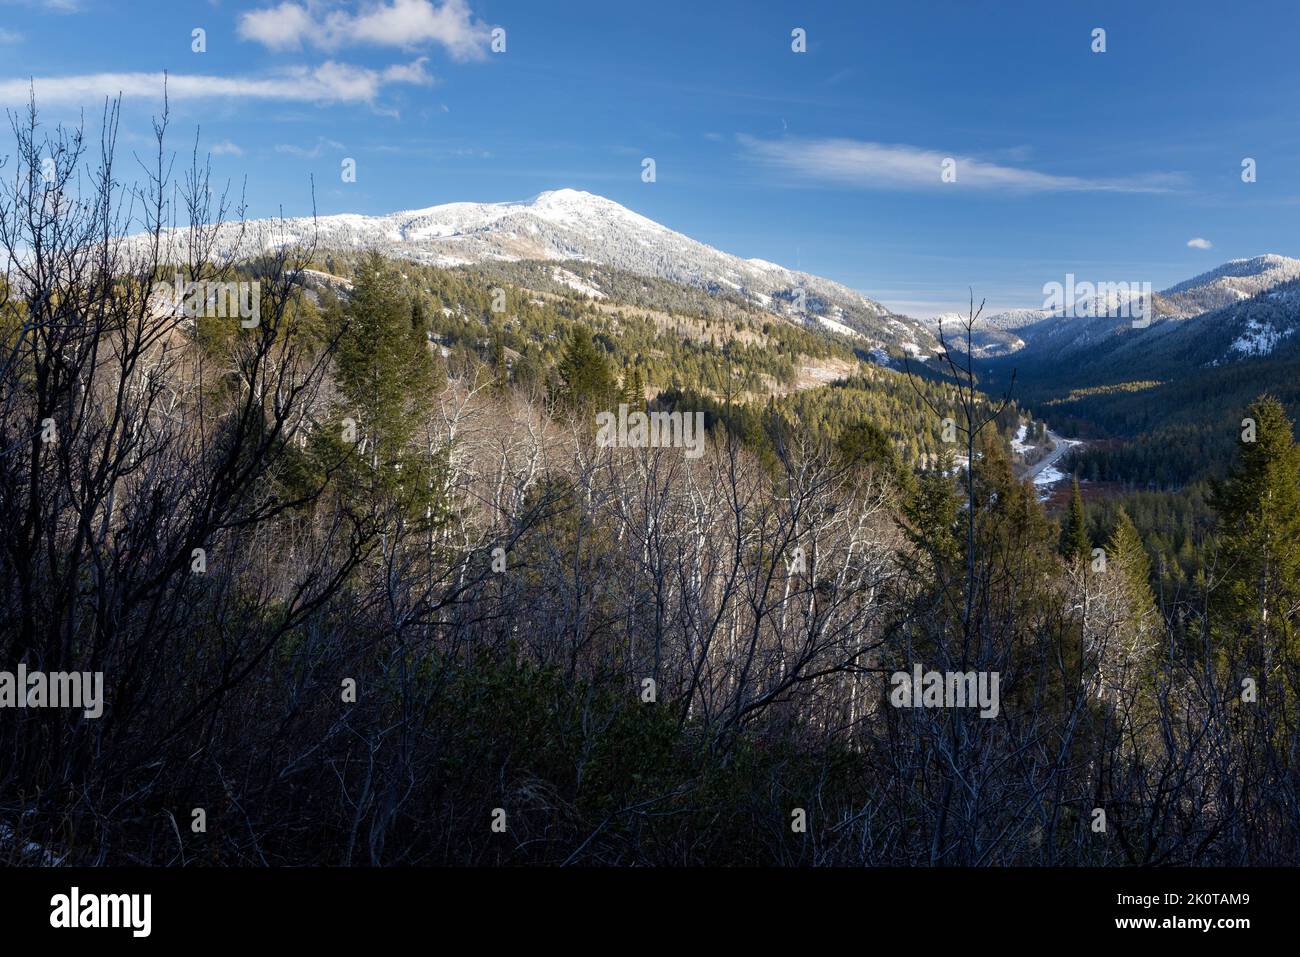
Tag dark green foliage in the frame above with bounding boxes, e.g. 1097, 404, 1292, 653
554, 326, 616, 412
334, 251, 436, 459
1060, 479, 1090, 564
835, 418, 904, 486
1209, 395, 1300, 687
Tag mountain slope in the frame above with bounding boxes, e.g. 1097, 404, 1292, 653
972, 254, 1300, 368
184, 188, 935, 353
1161, 254, 1300, 319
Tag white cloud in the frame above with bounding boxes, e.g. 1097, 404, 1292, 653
238, 0, 492, 61
210, 140, 243, 156
740, 136, 1184, 193
236, 1, 316, 50
0, 28, 22, 43
381, 57, 433, 84
1187, 237, 1213, 249
0, 60, 434, 107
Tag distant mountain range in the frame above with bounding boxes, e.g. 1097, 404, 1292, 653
153, 189, 1300, 380
953, 254, 1300, 368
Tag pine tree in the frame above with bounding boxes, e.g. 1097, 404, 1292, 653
902, 465, 961, 570
1061, 478, 1090, 565
331, 252, 438, 513
1097, 506, 1161, 693
620, 364, 644, 410
836, 419, 900, 484
1108, 507, 1156, 615
556, 327, 615, 411
1210, 395, 1300, 694
490, 335, 509, 394
335, 252, 435, 460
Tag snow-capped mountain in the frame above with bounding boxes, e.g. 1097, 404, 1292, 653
1035, 273, 1300, 373
1160, 254, 1300, 319
1170, 274, 1300, 365
176, 188, 933, 352
918, 311, 1024, 358
980, 308, 1054, 332
966, 255, 1300, 366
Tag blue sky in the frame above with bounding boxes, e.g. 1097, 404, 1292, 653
1, 0, 1297, 315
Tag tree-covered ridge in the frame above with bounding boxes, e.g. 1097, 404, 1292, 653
296, 252, 862, 401
292, 255, 1016, 473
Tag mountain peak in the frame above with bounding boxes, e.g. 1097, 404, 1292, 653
518, 188, 655, 229
1232, 253, 1296, 267
137, 189, 930, 351
1164, 254, 1300, 295
529, 187, 603, 205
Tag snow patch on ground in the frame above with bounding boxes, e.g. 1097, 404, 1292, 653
1028, 432, 1083, 500
1230, 319, 1292, 357
816, 314, 862, 338
1034, 465, 1066, 487
1010, 423, 1031, 454
551, 266, 606, 298
408, 223, 461, 240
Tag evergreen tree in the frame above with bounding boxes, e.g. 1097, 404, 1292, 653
902, 461, 961, 570
1098, 506, 1161, 692
490, 334, 509, 394
620, 364, 645, 409
1210, 395, 1300, 693
1061, 479, 1090, 565
556, 326, 615, 411
1108, 507, 1156, 615
512, 345, 545, 395
335, 251, 435, 460
330, 252, 439, 512
836, 419, 900, 484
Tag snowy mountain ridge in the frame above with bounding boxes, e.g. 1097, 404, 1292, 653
959, 254, 1300, 362
1160, 254, 1300, 319
161, 188, 931, 351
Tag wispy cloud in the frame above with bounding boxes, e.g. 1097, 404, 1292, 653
275, 136, 346, 159
238, 0, 492, 61
0, 28, 22, 43
740, 136, 1184, 193
210, 140, 243, 156
0, 60, 434, 107
0, 0, 84, 12
1187, 237, 1213, 249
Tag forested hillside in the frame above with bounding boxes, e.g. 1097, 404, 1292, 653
3, 110, 1300, 870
